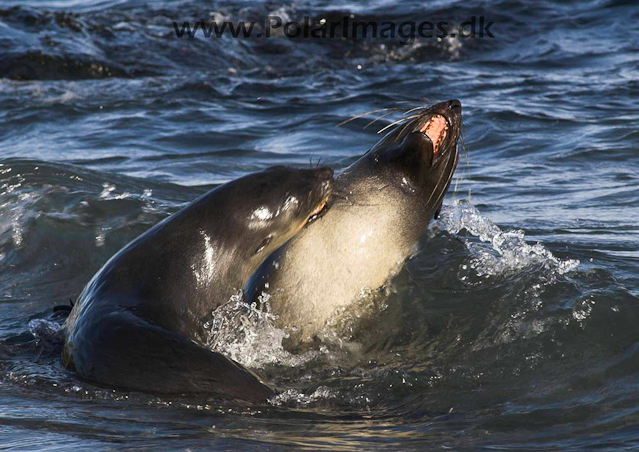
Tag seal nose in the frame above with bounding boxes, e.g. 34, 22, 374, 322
448, 99, 462, 113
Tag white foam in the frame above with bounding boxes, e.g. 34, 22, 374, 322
28, 319, 64, 345
269, 386, 334, 406
439, 199, 579, 277
204, 291, 319, 369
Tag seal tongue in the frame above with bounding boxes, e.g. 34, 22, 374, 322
419, 115, 447, 155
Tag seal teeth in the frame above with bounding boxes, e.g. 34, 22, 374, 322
420, 114, 448, 155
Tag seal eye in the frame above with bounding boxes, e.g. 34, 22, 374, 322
254, 235, 273, 255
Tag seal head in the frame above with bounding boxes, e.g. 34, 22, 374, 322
360, 99, 462, 220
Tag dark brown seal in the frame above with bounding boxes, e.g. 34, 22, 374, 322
63, 166, 333, 401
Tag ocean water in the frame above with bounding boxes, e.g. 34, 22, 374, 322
0, 0, 638, 449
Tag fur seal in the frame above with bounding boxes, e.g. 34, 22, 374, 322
62, 166, 333, 401
247, 100, 462, 346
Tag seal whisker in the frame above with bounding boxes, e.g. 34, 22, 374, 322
330, 191, 386, 208
336, 107, 403, 128
456, 120, 471, 200
424, 142, 459, 209
424, 166, 449, 208
377, 114, 420, 135
453, 126, 466, 196
464, 137, 471, 200
343, 201, 388, 208
332, 197, 354, 207
402, 106, 428, 116
431, 146, 460, 210
364, 110, 398, 129
395, 114, 423, 140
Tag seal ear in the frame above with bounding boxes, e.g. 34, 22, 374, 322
254, 235, 273, 255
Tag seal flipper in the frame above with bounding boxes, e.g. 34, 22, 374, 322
64, 311, 274, 402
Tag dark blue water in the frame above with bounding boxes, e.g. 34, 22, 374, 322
0, 0, 638, 448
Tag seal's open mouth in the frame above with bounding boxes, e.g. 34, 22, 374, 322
307, 197, 330, 225
419, 114, 448, 156
310, 200, 327, 217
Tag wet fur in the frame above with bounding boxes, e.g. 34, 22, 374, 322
63, 166, 333, 401
248, 100, 462, 347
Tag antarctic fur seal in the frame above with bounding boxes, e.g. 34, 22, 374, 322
247, 100, 462, 347
63, 166, 333, 401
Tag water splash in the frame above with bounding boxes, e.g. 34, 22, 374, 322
28, 318, 64, 346
204, 292, 319, 369
439, 200, 579, 277
202, 200, 581, 370
269, 386, 335, 407
0, 187, 54, 250
99, 182, 131, 200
